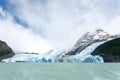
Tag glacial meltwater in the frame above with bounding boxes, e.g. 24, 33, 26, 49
0, 63, 120, 80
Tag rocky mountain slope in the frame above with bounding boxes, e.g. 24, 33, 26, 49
91, 38, 120, 62
0, 40, 15, 61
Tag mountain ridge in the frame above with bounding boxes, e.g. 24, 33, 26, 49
67, 29, 119, 55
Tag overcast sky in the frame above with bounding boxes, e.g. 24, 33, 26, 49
0, 0, 120, 53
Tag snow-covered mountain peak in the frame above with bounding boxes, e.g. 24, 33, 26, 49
75, 29, 116, 48
93, 29, 111, 40
67, 29, 119, 55
95, 29, 108, 35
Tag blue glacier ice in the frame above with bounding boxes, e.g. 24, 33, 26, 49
2, 54, 53, 62
62, 55, 103, 63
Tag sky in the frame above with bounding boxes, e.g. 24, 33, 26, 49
0, 0, 120, 53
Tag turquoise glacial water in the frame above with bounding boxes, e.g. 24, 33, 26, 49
0, 63, 120, 80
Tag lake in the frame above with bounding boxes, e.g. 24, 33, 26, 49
0, 63, 120, 80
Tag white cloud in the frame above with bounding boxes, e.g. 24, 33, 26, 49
1, 0, 120, 52
0, 7, 54, 53
0, 7, 6, 17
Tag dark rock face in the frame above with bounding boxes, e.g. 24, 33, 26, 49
0, 40, 15, 61
91, 38, 120, 62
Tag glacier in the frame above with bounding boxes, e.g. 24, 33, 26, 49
60, 41, 105, 63
2, 50, 65, 62
2, 54, 51, 62
2, 42, 105, 63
